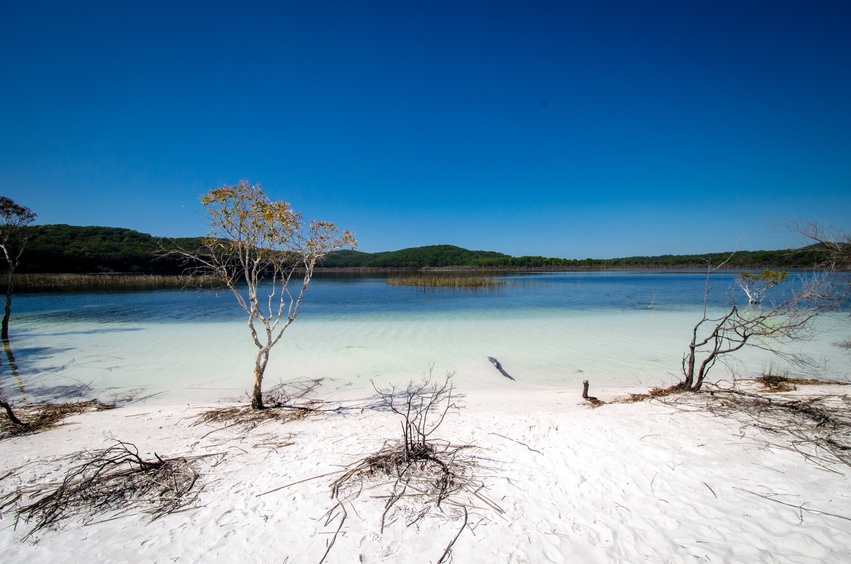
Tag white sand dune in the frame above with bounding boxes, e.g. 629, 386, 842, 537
1, 385, 850, 563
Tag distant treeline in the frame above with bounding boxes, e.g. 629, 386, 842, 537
320, 245, 825, 270
6, 224, 828, 275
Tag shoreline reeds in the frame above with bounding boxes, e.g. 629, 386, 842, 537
2, 273, 222, 293
386, 274, 510, 290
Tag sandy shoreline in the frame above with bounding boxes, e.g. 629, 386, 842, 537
2, 385, 850, 563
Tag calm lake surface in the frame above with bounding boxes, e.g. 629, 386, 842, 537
4, 271, 850, 405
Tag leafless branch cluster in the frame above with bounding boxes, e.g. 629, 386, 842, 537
372, 371, 456, 460
317, 371, 499, 563
782, 219, 851, 272
7, 441, 213, 538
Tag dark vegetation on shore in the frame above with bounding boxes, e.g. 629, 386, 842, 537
0, 224, 830, 292
323, 245, 824, 270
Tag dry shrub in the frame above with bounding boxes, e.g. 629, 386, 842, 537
756, 375, 845, 392
317, 371, 496, 564
756, 374, 797, 392
0, 400, 114, 439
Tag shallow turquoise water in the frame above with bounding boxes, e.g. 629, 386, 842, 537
3, 271, 849, 404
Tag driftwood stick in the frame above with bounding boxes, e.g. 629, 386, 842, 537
488, 357, 515, 381
437, 505, 468, 564
255, 469, 346, 497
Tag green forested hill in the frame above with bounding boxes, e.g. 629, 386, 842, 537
17, 224, 203, 274
6, 224, 828, 274
323, 245, 512, 268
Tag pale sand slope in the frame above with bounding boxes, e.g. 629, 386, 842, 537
1, 387, 850, 563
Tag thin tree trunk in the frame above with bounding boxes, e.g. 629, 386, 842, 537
2, 268, 14, 342
251, 368, 265, 410
0, 399, 26, 428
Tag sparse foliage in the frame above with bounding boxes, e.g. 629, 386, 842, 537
0, 197, 36, 341
172, 181, 355, 409
736, 269, 788, 305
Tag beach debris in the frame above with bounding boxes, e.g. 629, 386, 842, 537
657, 384, 851, 470
193, 382, 321, 435
488, 357, 515, 381
582, 380, 604, 406
12, 440, 216, 538
0, 400, 114, 439
193, 403, 318, 436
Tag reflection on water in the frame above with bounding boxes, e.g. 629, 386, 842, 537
4, 271, 850, 404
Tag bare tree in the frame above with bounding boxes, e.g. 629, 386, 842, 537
679, 256, 835, 392
782, 219, 851, 272
173, 181, 355, 409
0, 197, 36, 342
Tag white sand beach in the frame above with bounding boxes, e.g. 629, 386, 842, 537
1, 383, 850, 563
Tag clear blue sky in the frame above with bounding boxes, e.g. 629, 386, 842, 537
2, 1, 849, 258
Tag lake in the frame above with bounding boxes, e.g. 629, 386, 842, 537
3, 271, 849, 405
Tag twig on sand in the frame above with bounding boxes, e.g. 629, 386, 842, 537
318, 500, 348, 564
319, 370, 494, 562
734, 486, 851, 522
437, 505, 468, 564
488, 432, 542, 454
256, 470, 347, 498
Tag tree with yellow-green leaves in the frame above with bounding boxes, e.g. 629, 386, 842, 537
175, 181, 355, 409
736, 269, 789, 305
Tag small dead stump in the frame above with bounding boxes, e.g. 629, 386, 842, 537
582, 380, 604, 406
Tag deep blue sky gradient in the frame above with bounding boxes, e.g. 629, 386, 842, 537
2, 1, 850, 257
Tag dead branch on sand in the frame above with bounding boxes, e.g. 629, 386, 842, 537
0, 400, 114, 439
11, 440, 216, 537
655, 383, 851, 470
